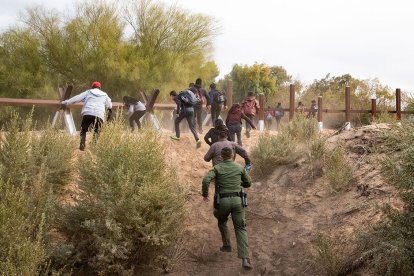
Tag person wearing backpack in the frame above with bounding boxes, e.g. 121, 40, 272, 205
274, 102, 285, 131
306, 100, 318, 119
170, 88, 202, 148
60, 81, 112, 151
209, 83, 227, 126
241, 92, 260, 138
193, 78, 211, 134
226, 103, 256, 146
264, 106, 274, 131
123, 96, 146, 131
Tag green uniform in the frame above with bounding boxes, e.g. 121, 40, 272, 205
202, 159, 252, 258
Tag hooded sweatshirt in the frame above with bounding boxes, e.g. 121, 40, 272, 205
62, 88, 112, 120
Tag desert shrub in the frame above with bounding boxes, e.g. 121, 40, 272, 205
31, 123, 76, 194
312, 233, 349, 276
285, 115, 319, 142
0, 175, 52, 275
56, 116, 186, 274
0, 111, 33, 187
338, 122, 414, 275
324, 145, 352, 193
372, 111, 398, 124
0, 112, 70, 274
250, 131, 299, 177
360, 121, 414, 274
306, 135, 327, 179
0, 111, 75, 193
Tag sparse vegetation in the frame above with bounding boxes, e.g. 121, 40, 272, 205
307, 135, 327, 179
372, 111, 398, 124
357, 122, 414, 274
54, 116, 187, 274
250, 131, 299, 177
0, 112, 74, 274
312, 233, 348, 276
324, 145, 352, 193
251, 115, 322, 178
286, 115, 319, 142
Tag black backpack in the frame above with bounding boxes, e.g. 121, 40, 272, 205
178, 90, 198, 107
215, 91, 226, 104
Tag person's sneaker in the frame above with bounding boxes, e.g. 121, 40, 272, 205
196, 140, 202, 148
170, 136, 180, 141
242, 258, 252, 270
198, 127, 203, 134
79, 144, 85, 151
220, 245, 232, 252
246, 132, 250, 138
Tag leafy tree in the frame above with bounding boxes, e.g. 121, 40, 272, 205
0, 0, 219, 102
125, 0, 219, 94
303, 74, 394, 110
226, 63, 296, 104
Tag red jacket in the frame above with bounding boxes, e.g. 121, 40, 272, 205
241, 96, 260, 116
226, 105, 255, 128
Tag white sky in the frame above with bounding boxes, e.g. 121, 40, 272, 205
1, 0, 413, 92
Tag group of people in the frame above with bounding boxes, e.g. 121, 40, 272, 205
202, 122, 253, 270
60, 80, 254, 270
296, 100, 318, 118
60, 81, 149, 151
169, 78, 228, 148
170, 79, 261, 148
264, 102, 285, 131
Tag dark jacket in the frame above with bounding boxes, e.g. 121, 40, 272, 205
209, 89, 227, 108
194, 86, 211, 107
204, 128, 232, 146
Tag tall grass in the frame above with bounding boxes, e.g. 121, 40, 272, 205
56, 115, 186, 274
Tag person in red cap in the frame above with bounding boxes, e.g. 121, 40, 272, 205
61, 81, 112, 151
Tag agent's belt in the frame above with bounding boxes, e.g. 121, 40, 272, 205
219, 192, 240, 198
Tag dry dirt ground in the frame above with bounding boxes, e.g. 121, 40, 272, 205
158, 124, 401, 276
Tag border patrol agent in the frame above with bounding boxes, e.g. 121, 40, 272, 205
202, 147, 253, 270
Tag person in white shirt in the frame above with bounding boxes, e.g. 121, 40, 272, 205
123, 96, 146, 131
61, 81, 112, 151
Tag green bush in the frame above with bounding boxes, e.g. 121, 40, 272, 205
372, 111, 398, 124
0, 175, 51, 275
336, 122, 414, 275
250, 131, 299, 177
364, 121, 414, 274
306, 135, 327, 179
31, 123, 76, 194
312, 233, 348, 275
324, 145, 352, 193
56, 116, 186, 274
0, 112, 72, 274
285, 115, 319, 142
